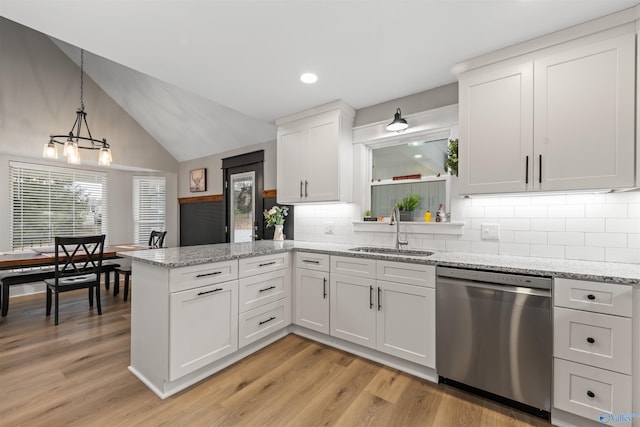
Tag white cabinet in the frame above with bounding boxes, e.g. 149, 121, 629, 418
458, 33, 635, 194
276, 101, 355, 203
169, 280, 238, 381
329, 256, 436, 367
553, 278, 634, 422
238, 253, 291, 348
330, 273, 376, 348
294, 253, 330, 334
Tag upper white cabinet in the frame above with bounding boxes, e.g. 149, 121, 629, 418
458, 32, 635, 194
276, 101, 355, 203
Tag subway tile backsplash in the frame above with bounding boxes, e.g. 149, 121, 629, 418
293, 191, 640, 264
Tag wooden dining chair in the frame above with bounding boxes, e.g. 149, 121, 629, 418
44, 235, 105, 325
114, 230, 166, 301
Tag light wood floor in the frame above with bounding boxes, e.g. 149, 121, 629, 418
0, 289, 552, 427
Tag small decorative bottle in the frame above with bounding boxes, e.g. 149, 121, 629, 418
424, 211, 431, 222
436, 204, 444, 222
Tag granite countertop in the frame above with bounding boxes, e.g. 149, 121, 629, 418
118, 240, 640, 285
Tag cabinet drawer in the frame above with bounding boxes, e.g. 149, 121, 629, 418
239, 252, 290, 278
295, 252, 330, 272
554, 358, 632, 420
554, 307, 632, 374
169, 260, 238, 292
377, 261, 435, 288
238, 298, 290, 348
330, 255, 376, 279
239, 270, 290, 313
554, 278, 632, 316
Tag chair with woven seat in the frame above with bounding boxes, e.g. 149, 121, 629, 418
44, 235, 105, 325
114, 230, 166, 301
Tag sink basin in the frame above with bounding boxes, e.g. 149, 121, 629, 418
348, 247, 434, 257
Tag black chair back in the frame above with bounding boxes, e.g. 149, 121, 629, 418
54, 235, 106, 280
148, 230, 167, 249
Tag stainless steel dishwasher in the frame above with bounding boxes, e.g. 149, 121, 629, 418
436, 266, 552, 418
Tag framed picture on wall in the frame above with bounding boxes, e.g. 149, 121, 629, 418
189, 168, 207, 192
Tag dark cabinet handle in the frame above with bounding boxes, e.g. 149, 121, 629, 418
538, 154, 542, 184
323, 278, 327, 299
369, 285, 373, 309
258, 261, 276, 267
587, 337, 595, 344
587, 294, 596, 300
587, 390, 595, 398
197, 288, 222, 296
302, 259, 320, 264
525, 156, 529, 185
196, 271, 222, 278
259, 285, 276, 293
378, 287, 382, 311
300, 181, 303, 198
304, 180, 308, 197
259, 316, 276, 326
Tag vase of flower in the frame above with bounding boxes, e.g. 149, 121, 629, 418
273, 224, 284, 241
264, 205, 289, 241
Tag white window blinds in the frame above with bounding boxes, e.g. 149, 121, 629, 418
133, 176, 166, 245
10, 162, 108, 250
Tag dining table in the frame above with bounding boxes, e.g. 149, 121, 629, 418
0, 244, 148, 270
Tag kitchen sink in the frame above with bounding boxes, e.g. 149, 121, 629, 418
348, 247, 434, 257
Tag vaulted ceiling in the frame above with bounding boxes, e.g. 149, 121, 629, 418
1, 0, 637, 161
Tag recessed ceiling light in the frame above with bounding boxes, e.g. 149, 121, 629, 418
414, 154, 423, 159
300, 73, 318, 84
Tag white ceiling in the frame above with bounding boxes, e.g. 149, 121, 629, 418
1, 0, 638, 162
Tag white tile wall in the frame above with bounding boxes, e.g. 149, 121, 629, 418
293, 191, 640, 264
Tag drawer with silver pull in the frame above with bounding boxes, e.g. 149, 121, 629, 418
239, 270, 290, 313
169, 260, 238, 292
239, 252, 290, 278
238, 298, 290, 348
295, 252, 330, 272
554, 278, 632, 316
553, 358, 632, 421
553, 307, 632, 374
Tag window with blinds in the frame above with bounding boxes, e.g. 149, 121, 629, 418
133, 176, 166, 245
10, 162, 108, 250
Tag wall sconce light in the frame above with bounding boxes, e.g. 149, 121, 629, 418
385, 108, 409, 132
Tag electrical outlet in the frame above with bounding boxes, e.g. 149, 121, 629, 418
481, 223, 500, 241
324, 221, 334, 235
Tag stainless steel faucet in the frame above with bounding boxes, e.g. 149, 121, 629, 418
390, 205, 408, 250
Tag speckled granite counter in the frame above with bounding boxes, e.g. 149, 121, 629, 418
119, 240, 640, 285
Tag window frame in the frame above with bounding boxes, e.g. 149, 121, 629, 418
9, 161, 108, 250
132, 176, 167, 245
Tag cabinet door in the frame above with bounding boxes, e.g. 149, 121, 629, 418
169, 281, 238, 381
277, 127, 306, 203
295, 268, 330, 334
376, 280, 435, 367
305, 117, 340, 202
534, 34, 635, 191
330, 273, 376, 348
458, 61, 534, 194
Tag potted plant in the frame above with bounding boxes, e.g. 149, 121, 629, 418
445, 138, 458, 176
363, 209, 377, 221
397, 194, 420, 221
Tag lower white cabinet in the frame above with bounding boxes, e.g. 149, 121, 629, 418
329, 256, 436, 368
295, 254, 330, 334
169, 280, 238, 381
376, 280, 435, 366
330, 273, 376, 348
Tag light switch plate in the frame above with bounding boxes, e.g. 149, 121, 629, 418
481, 223, 500, 241
324, 221, 334, 235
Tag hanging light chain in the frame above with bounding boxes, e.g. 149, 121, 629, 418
80, 49, 85, 111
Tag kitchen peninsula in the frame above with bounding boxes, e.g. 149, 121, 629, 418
120, 240, 640, 427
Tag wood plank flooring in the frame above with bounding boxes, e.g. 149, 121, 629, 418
0, 290, 552, 427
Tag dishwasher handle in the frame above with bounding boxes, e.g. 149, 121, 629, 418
437, 276, 551, 298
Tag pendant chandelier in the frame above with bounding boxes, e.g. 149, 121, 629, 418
43, 49, 112, 166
